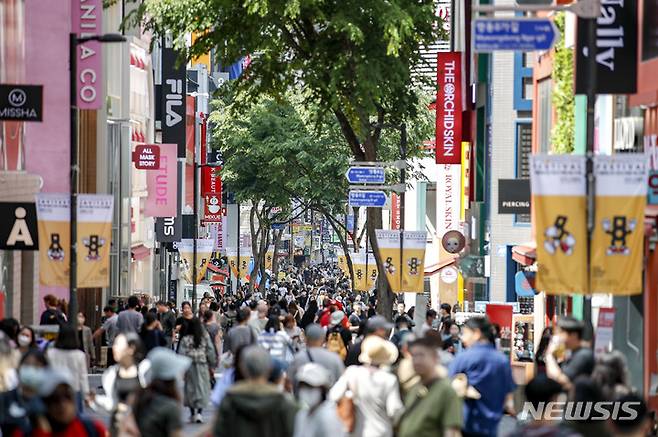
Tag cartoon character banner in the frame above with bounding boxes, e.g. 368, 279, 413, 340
177, 239, 214, 284
590, 155, 647, 295
226, 246, 252, 280
531, 155, 588, 294
336, 247, 349, 277
36, 194, 70, 286
375, 230, 427, 293
77, 195, 113, 288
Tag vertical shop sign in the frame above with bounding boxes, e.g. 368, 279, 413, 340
161, 37, 187, 158
531, 155, 588, 294
436, 52, 462, 164
590, 155, 647, 295
145, 144, 177, 217
71, 0, 103, 109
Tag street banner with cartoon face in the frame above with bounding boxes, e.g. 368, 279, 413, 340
178, 239, 214, 284
336, 247, 349, 277
531, 155, 588, 294
77, 195, 113, 288
591, 155, 647, 295
375, 230, 426, 293
36, 194, 70, 286
351, 251, 368, 292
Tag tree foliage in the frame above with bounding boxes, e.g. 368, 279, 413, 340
551, 12, 575, 154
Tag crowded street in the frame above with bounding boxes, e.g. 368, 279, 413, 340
1, 0, 657, 436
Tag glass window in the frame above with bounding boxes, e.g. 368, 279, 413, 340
522, 77, 534, 101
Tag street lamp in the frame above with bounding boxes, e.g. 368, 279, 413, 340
69, 33, 126, 327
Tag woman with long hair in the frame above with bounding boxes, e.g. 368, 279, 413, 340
46, 324, 89, 412
299, 299, 318, 329
139, 312, 167, 354
16, 326, 37, 356
177, 317, 217, 423
91, 332, 148, 437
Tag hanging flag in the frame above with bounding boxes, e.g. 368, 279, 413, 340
264, 245, 275, 271
177, 239, 214, 284
226, 247, 239, 278
336, 247, 349, 277
351, 252, 368, 292
375, 230, 403, 293
36, 194, 70, 286
365, 253, 378, 290
531, 155, 588, 294
400, 231, 427, 293
591, 155, 648, 295
77, 195, 113, 288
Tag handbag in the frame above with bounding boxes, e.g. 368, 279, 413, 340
336, 372, 356, 433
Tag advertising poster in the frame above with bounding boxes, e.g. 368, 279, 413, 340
594, 307, 616, 356
145, 143, 178, 217
591, 155, 648, 295
36, 194, 70, 286
375, 230, 403, 293
77, 194, 113, 288
531, 155, 588, 294
351, 252, 368, 292
486, 303, 513, 356
375, 230, 427, 293
178, 239, 214, 284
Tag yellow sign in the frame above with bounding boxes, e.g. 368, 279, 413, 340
179, 239, 214, 284
77, 195, 114, 288
265, 246, 274, 271
532, 155, 588, 294
460, 142, 470, 221
336, 248, 349, 277
351, 252, 377, 292
590, 155, 648, 295
226, 247, 251, 280
36, 194, 70, 287
375, 230, 427, 293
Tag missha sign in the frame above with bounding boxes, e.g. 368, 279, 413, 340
71, 0, 103, 109
0, 85, 43, 121
575, 0, 638, 94
436, 52, 462, 165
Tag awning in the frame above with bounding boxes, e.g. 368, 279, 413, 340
512, 244, 536, 267
131, 244, 151, 261
424, 257, 458, 277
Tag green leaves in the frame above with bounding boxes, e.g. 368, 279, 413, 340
551, 12, 575, 154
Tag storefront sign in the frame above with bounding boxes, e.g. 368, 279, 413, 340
591, 155, 647, 295
202, 167, 222, 223
0, 85, 43, 121
486, 303, 513, 355
437, 164, 462, 234
0, 202, 39, 250
436, 52, 462, 164
145, 144, 177, 217
390, 193, 401, 230
498, 179, 531, 214
132, 144, 160, 170
71, 0, 103, 109
531, 155, 588, 294
155, 160, 183, 242
594, 307, 615, 356
161, 37, 187, 158
575, 0, 638, 94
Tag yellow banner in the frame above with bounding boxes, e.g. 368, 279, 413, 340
36, 194, 70, 287
77, 195, 113, 288
179, 239, 214, 284
226, 247, 251, 280
265, 246, 274, 271
590, 155, 648, 295
375, 230, 402, 293
375, 230, 427, 293
351, 252, 377, 292
532, 155, 588, 294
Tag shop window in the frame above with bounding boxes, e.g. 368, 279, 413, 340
514, 53, 533, 111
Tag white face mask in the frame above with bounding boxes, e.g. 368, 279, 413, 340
17, 335, 32, 347
298, 387, 323, 408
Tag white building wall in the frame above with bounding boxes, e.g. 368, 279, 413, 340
488, 28, 532, 302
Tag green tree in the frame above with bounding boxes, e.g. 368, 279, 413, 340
136, 0, 442, 317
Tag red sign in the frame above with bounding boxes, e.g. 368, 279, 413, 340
391, 193, 401, 230
132, 144, 160, 170
485, 303, 513, 354
436, 52, 462, 164
202, 166, 222, 222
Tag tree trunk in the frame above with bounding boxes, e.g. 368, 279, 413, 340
271, 229, 283, 279
249, 205, 260, 292
367, 207, 394, 320
321, 209, 356, 290
258, 228, 271, 291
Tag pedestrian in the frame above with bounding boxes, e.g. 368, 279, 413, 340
590, 350, 632, 400
213, 345, 297, 437
420, 309, 437, 337
299, 299, 318, 329
76, 312, 95, 369
283, 314, 303, 352
329, 335, 404, 437
16, 326, 37, 355
39, 294, 67, 326
116, 295, 143, 334
293, 363, 346, 437
178, 316, 217, 423
46, 324, 89, 412
545, 317, 595, 390
249, 300, 269, 335
175, 301, 194, 346
449, 317, 515, 437
397, 336, 463, 437
390, 314, 413, 349
91, 332, 148, 437
203, 309, 222, 362
157, 300, 176, 348
507, 374, 579, 437
20, 368, 106, 437
92, 306, 119, 366
289, 324, 345, 388
348, 303, 364, 329
258, 316, 295, 364
139, 312, 167, 354
438, 303, 453, 336
133, 347, 192, 437
326, 310, 351, 361
345, 315, 392, 366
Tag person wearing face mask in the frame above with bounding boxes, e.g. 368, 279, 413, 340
17, 326, 38, 355
293, 363, 345, 437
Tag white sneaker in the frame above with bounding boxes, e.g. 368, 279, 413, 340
195, 413, 204, 423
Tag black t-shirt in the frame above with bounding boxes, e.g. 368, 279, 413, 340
175, 316, 192, 335
39, 308, 65, 326
561, 347, 595, 381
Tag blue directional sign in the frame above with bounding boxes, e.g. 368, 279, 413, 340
473, 18, 559, 52
348, 190, 387, 208
345, 166, 386, 184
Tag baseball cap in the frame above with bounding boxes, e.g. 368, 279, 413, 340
366, 315, 393, 332
147, 347, 192, 381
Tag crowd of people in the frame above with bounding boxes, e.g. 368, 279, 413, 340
0, 263, 653, 437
